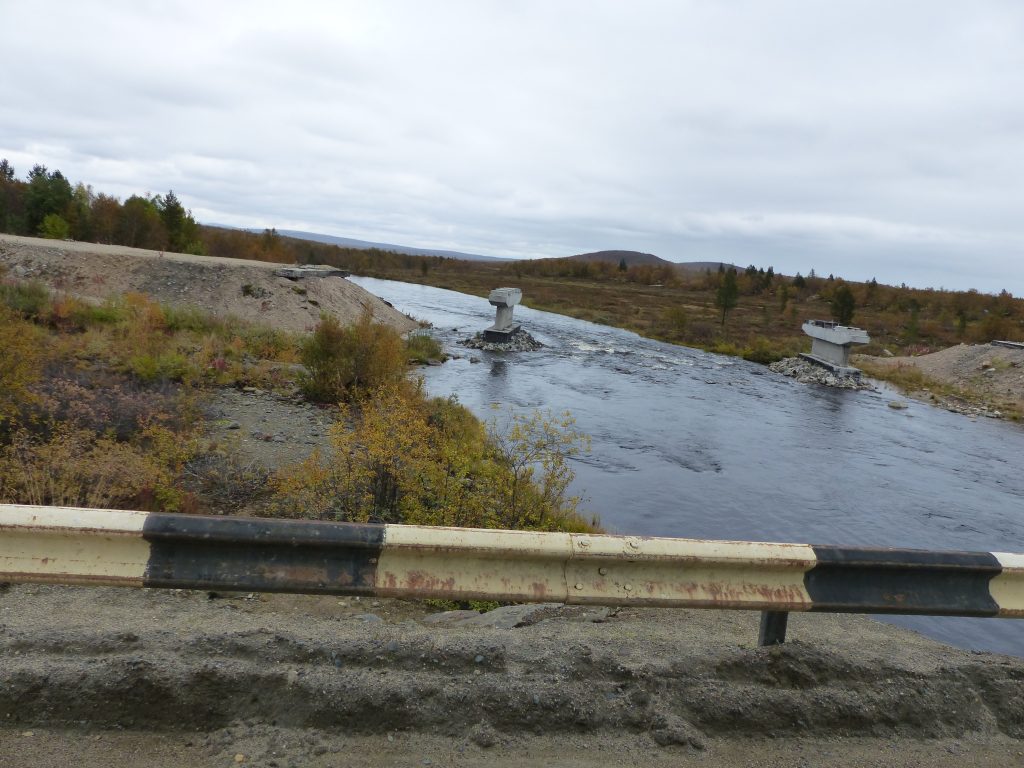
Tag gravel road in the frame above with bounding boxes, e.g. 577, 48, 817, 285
2, 583, 1024, 767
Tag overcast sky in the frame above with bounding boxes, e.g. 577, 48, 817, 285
2, 1, 1022, 293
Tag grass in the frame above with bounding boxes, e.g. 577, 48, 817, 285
405, 331, 445, 364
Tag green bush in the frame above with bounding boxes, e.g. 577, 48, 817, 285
128, 351, 191, 383
0, 280, 50, 319
299, 311, 405, 403
741, 336, 788, 365
38, 213, 71, 240
163, 304, 215, 333
405, 331, 444, 364
241, 325, 298, 360
71, 298, 127, 326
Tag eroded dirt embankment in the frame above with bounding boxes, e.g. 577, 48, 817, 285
2, 584, 1024, 766
0, 234, 418, 335
856, 343, 1024, 420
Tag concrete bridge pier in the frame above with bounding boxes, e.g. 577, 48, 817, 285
800, 320, 870, 376
484, 287, 522, 342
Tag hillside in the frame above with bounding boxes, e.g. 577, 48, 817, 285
569, 249, 671, 267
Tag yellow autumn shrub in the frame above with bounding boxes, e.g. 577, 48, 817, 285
0, 426, 163, 509
0, 305, 44, 430
271, 385, 598, 532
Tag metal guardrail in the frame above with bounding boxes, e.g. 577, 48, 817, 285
2, 504, 1022, 645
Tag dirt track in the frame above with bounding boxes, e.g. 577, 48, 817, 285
0, 234, 418, 335
2, 583, 1024, 767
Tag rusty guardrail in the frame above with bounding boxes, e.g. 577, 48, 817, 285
2, 504, 1022, 644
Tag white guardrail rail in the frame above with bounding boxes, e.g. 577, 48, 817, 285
2, 504, 1022, 644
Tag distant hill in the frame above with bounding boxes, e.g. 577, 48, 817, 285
568, 251, 734, 273
568, 250, 671, 267
276, 230, 508, 262
676, 261, 736, 272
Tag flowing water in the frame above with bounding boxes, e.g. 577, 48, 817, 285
353, 276, 1024, 656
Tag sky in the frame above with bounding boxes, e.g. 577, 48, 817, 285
1, 1, 1022, 294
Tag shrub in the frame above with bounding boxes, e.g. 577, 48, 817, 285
182, 451, 273, 513
741, 336, 788, 365
271, 388, 597, 533
29, 364, 184, 441
70, 297, 127, 326
241, 325, 299, 361
405, 331, 444, 364
39, 213, 71, 240
974, 313, 1013, 343
128, 351, 190, 383
485, 407, 590, 530
0, 426, 165, 509
299, 310, 406, 403
0, 306, 44, 432
241, 283, 269, 299
163, 304, 213, 333
659, 306, 688, 340
0, 280, 50, 319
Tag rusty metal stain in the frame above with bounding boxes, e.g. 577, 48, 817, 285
401, 569, 457, 593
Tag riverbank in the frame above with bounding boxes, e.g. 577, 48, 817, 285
3, 582, 1024, 766
855, 344, 1024, 422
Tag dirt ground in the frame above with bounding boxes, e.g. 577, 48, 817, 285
3, 583, 1024, 767
856, 343, 1024, 420
0, 234, 419, 335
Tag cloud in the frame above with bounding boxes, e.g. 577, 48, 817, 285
1, 1, 1022, 293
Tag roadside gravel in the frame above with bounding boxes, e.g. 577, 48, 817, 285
2, 584, 1024, 766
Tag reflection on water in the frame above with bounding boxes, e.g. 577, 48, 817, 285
353, 276, 1024, 657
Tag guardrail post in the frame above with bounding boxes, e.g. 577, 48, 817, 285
758, 610, 789, 645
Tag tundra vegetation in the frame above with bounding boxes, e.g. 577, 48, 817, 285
0, 266, 597, 533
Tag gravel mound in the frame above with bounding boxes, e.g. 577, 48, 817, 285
769, 357, 873, 390
461, 328, 544, 352
0, 234, 418, 335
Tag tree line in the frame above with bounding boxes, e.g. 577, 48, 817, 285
0, 159, 203, 254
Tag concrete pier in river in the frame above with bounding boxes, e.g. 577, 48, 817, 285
483, 287, 522, 342
800, 320, 870, 377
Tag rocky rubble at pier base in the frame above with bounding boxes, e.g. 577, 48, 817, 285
461, 328, 544, 352
769, 357, 874, 390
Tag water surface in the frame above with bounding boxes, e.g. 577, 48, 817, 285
354, 276, 1024, 655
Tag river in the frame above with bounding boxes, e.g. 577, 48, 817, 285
352, 276, 1024, 656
